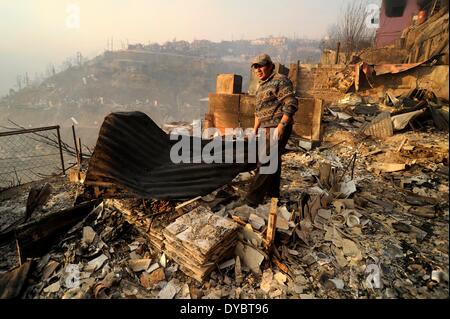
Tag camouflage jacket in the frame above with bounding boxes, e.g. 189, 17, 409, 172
254, 72, 298, 128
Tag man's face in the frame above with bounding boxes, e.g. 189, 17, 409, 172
254, 63, 273, 81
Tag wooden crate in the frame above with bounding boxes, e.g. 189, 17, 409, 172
293, 98, 324, 142
216, 74, 242, 94
208, 93, 240, 133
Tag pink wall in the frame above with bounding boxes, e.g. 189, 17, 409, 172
375, 0, 420, 48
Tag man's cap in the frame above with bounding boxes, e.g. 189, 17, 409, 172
251, 53, 273, 68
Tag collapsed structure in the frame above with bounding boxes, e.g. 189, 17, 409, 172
0, 3, 448, 300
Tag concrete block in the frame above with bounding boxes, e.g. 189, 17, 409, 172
216, 74, 242, 94
208, 93, 240, 133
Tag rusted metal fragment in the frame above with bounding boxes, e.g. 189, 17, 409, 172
374, 62, 424, 75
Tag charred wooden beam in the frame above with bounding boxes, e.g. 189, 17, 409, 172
15, 200, 99, 264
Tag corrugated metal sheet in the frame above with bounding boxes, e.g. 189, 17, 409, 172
374, 62, 424, 75
361, 112, 394, 139
85, 112, 256, 200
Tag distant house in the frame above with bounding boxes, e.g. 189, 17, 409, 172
375, 0, 448, 48
375, 0, 420, 48
250, 39, 266, 46
128, 44, 144, 51
250, 37, 288, 47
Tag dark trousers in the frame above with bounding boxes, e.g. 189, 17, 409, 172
245, 124, 292, 206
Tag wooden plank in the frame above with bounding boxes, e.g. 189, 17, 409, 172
371, 163, 406, 173
164, 236, 237, 266
175, 196, 202, 213
293, 98, 315, 139
312, 99, 324, 142
424, 39, 433, 61
266, 198, 278, 249
397, 138, 408, 152
108, 198, 178, 252
164, 228, 238, 259
16, 200, 99, 263
164, 249, 213, 282
288, 63, 299, 93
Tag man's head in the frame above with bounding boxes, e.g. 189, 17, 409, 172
252, 53, 274, 81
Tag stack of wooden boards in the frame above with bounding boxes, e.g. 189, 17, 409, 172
106, 199, 177, 252
163, 206, 239, 282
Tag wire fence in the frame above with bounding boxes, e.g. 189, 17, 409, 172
0, 126, 66, 189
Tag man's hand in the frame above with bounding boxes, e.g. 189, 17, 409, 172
275, 124, 285, 140
272, 125, 284, 144
275, 115, 292, 141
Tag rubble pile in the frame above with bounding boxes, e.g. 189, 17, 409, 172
0, 176, 82, 270
380, 88, 448, 132
20, 203, 139, 299
0, 88, 448, 299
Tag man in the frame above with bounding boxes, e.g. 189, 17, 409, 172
245, 53, 298, 207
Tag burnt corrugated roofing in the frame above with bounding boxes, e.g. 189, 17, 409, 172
85, 112, 256, 200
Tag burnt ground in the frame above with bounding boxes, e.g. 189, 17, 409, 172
0, 110, 448, 299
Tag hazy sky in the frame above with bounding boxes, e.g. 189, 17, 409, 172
0, 0, 376, 95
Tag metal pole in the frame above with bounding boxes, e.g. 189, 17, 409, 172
72, 125, 80, 165
0, 125, 61, 137
56, 126, 66, 174
78, 137, 83, 163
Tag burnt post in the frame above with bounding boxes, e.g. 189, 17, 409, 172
265, 198, 278, 250
72, 124, 80, 165
335, 42, 341, 64
56, 126, 66, 174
